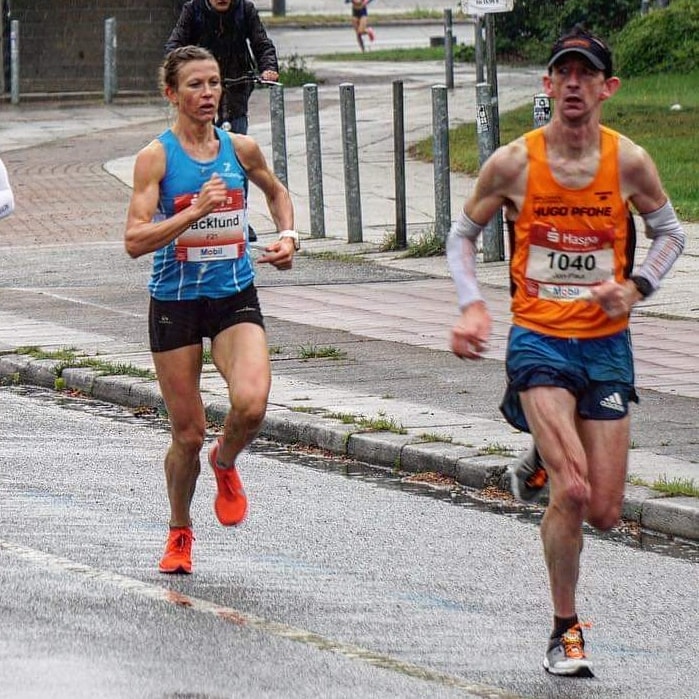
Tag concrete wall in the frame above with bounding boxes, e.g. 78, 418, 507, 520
5, 0, 183, 94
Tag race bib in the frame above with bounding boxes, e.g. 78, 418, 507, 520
173, 188, 246, 262
525, 222, 615, 301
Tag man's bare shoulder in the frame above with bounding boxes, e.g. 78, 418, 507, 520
617, 132, 653, 172
488, 136, 528, 178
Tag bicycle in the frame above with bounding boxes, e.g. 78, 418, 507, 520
219, 72, 282, 132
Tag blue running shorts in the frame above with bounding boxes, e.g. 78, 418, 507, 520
500, 326, 639, 433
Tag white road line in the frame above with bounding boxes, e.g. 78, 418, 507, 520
0, 537, 521, 699
12, 289, 145, 318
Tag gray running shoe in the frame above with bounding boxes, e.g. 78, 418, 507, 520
543, 624, 594, 677
509, 446, 548, 502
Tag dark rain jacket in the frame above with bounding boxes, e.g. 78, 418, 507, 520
165, 0, 278, 120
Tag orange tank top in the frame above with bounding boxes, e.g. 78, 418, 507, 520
509, 126, 635, 339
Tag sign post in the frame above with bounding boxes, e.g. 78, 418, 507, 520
461, 0, 514, 262
462, 0, 513, 13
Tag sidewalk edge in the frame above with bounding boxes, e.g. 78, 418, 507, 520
2, 353, 697, 544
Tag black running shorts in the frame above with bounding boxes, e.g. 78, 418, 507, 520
148, 284, 265, 353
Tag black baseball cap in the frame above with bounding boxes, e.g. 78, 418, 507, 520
548, 29, 613, 78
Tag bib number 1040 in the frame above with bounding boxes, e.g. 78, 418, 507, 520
547, 251, 597, 272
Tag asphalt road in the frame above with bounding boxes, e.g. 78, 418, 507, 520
1, 385, 697, 698
1, 14, 698, 697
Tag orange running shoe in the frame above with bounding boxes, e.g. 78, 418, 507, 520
158, 526, 194, 574
544, 623, 594, 677
208, 439, 248, 526
509, 445, 548, 502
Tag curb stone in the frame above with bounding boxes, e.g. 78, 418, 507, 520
1, 353, 698, 544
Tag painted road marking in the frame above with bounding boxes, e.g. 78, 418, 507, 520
0, 537, 522, 698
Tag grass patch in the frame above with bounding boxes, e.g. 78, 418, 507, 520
298, 345, 347, 360
410, 70, 699, 221
380, 226, 446, 257
403, 227, 445, 257
418, 432, 453, 443
379, 226, 446, 257
628, 473, 699, 497
279, 54, 318, 87
318, 45, 474, 63
653, 475, 699, 498
7, 346, 154, 379
327, 410, 406, 434
477, 442, 516, 457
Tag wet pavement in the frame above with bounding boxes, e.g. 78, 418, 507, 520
1, 23, 698, 546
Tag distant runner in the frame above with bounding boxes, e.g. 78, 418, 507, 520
349, 0, 375, 52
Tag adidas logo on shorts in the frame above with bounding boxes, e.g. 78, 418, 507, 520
600, 391, 625, 413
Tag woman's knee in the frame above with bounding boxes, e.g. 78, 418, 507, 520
170, 417, 206, 455
235, 395, 268, 430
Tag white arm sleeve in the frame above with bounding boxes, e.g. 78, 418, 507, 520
446, 211, 484, 310
635, 200, 686, 291
0, 159, 15, 219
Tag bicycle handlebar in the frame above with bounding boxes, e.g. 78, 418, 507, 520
223, 72, 282, 89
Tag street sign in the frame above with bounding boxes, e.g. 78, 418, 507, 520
462, 0, 514, 13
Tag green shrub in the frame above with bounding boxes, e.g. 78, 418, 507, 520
493, 0, 639, 62
615, 0, 699, 76
278, 54, 319, 87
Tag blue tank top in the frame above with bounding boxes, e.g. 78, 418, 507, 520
148, 127, 254, 300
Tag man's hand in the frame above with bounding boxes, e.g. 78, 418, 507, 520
450, 301, 492, 359
589, 279, 640, 318
260, 69, 279, 83
256, 237, 295, 270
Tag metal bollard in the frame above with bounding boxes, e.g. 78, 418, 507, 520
432, 85, 451, 242
444, 9, 454, 90
339, 83, 363, 244
269, 84, 288, 189
104, 17, 117, 104
476, 82, 504, 262
393, 80, 407, 250
10, 20, 19, 105
303, 84, 326, 239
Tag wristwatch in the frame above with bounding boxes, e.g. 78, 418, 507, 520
278, 229, 300, 251
630, 275, 653, 299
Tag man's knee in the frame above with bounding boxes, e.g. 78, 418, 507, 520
552, 477, 590, 516
586, 500, 622, 531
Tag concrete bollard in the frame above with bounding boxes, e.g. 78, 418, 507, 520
270, 84, 288, 189
432, 85, 451, 242
303, 84, 326, 239
340, 83, 363, 244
